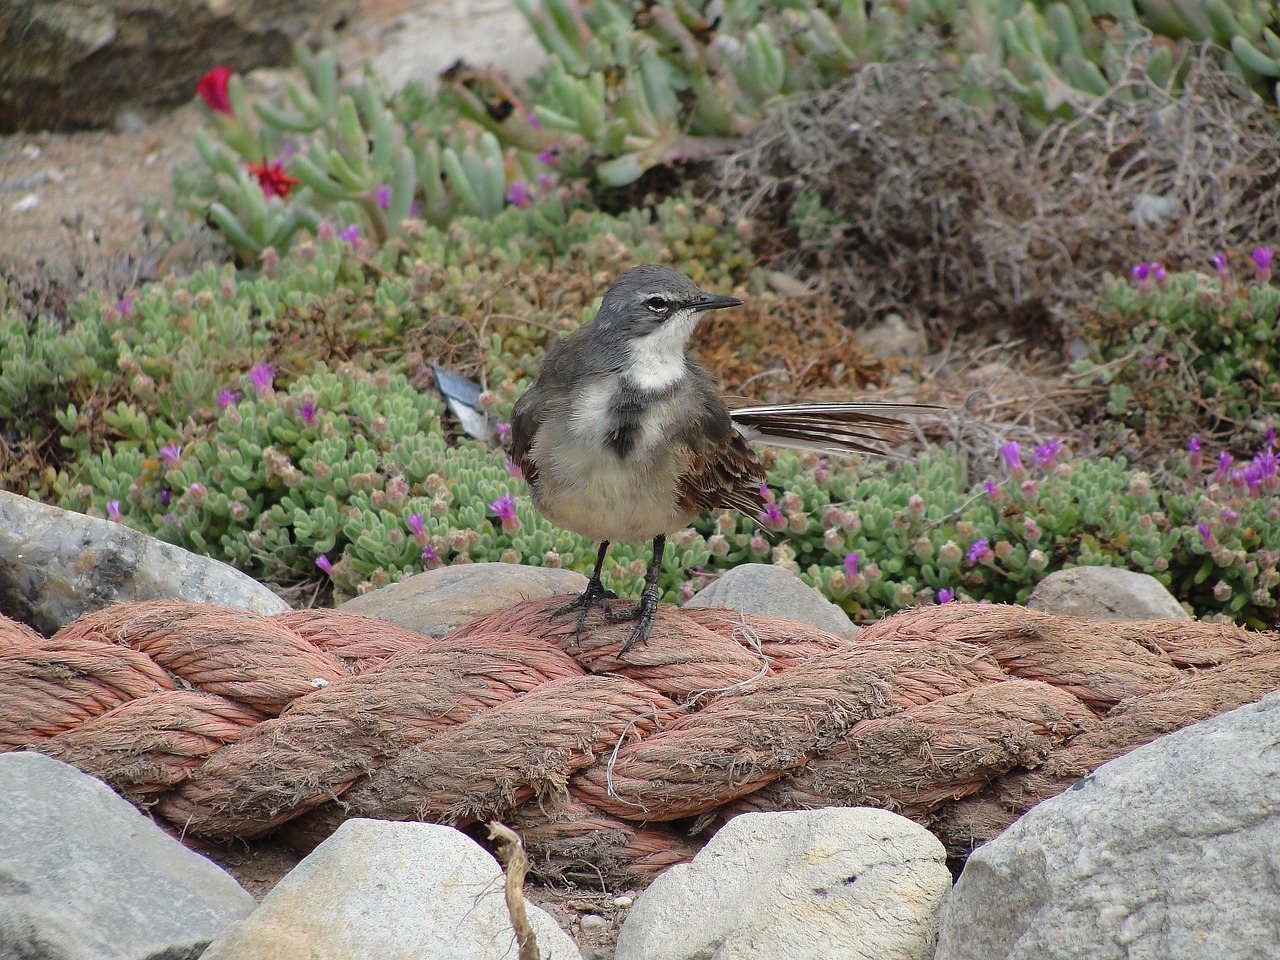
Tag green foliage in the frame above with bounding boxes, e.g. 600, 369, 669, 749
182, 44, 558, 263
1073, 256, 1280, 445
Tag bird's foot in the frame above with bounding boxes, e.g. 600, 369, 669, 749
553, 576, 618, 644
607, 583, 660, 655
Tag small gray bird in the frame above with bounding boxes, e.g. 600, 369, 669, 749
510, 264, 937, 653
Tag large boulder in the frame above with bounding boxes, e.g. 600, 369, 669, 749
0, 0, 356, 132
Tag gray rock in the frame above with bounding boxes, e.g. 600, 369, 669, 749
0, 491, 289, 635
855, 313, 930, 360
371, 0, 546, 93
0, 0, 356, 133
936, 690, 1280, 960
340, 561, 587, 636
0, 752, 253, 960
1027, 566, 1190, 621
616, 808, 950, 960
201, 818, 581, 959
686, 563, 859, 638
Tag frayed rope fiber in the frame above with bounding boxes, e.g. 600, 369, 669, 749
2, 598, 1276, 885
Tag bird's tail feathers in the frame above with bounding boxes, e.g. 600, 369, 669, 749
729, 402, 939, 457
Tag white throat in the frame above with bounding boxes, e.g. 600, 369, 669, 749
625, 307, 699, 390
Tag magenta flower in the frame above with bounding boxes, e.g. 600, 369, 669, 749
1197, 524, 1217, 549
159, 489, 170, 507
1215, 451, 1233, 479
937, 587, 955, 604
505, 181, 530, 208
1253, 246, 1273, 280
407, 513, 425, 537
528, 113, 544, 130
760, 501, 786, 531
299, 402, 318, 426
188, 482, 206, 499
196, 67, 234, 115
494, 422, 512, 441
966, 538, 991, 564
844, 552, 860, 578
422, 543, 439, 564
115, 294, 134, 316
1265, 427, 1277, 449
537, 149, 558, 165
250, 362, 276, 394
315, 554, 334, 575
217, 388, 240, 409
504, 456, 523, 479
1211, 251, 1228, 278
489, 492, 521, 531
340, 223, 360, 246
999, 441, 1025, 476
1032, 437, 1063, 469
106, 500, 123, 522
159, 444, 183, 467
376, 184, 391, 210
1187, 436, 1202, 467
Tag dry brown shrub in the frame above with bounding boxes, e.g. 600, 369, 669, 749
716, 43, 1280, 341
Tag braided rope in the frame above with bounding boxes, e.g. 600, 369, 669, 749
3, 598, 1276, 886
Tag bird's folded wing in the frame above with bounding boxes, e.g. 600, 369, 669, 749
675, 431, 768, 517
727, 401, 941, 457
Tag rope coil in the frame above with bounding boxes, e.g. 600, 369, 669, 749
3, 597, 1276, 885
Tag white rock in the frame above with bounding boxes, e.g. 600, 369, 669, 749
1027, 566, 1190, 621
686, 563, 859, 638
0, 490, 288, 634
0, 753, 252, 959
201, 819, 581, 959
616, 807, 950, 960
936, 690, 1280, 960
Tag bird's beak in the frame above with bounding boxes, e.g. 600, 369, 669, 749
692, 292, 744, 312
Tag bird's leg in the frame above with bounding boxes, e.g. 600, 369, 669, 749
609, 534, 665, 654
553, 540, 618, 642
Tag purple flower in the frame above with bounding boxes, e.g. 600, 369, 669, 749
409, 201, 421, 218
188, 482, 206, 498
760, 501, 786, 530
217, 388, 241, 409
1197, 523, 1217, 549
999, 441, 1024, 476
1187, 436, 1202, 467
536, 149, 558, 165
299, 402, 318, 426
422, 543, 439, 564
250, 362, 276, 394
1131, 262, 1151, 284
489, 492, 521, 531
494, 422, 512, 441
1152, 263, 1168, 284
1253, 246, 1273, 280
966, 538, 991, 564
315, 554, 334, 575
1221, 508, 1240, 525
407, 513, 425, 537
505, 181, 530, 208
982, 480, 1000, 501
376, 184, 391, 210
340, 223, 359, 246
937, 587, 955, 604
1254, 448, 1278, 479
528, 112, 543, 130
1032, 437, 1063, 468
106, 500, 123, 522
1264, 426, 1277, 449
1215, 451, 1233, 478
1211, 251, 1228, 277
115, 294, 134, 316
159, 444, 183, 467
159, 489, 170, 507
504, 456, 523, 479
844, 552, 860, 578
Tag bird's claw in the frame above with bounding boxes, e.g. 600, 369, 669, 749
553, 577, 618, 643
610, 584, 660, 654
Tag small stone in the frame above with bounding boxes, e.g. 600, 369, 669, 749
616, 808, 949, 960
580, 914, 607, 931
0, 753, 253, 958
1027, 566, 1190, 621
340, 561, 587, 636
0, 490, 290, 634
613, 895, 634, 908
12, 192, 38, 212
200, 819, 580, 960
855, 313, 929, 359
686, 563, 858, 638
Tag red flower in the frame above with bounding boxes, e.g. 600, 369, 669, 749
248, 159, 301, 199
196, 66, 234, 115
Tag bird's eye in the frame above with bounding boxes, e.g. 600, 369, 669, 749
643, 295, 669, 314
